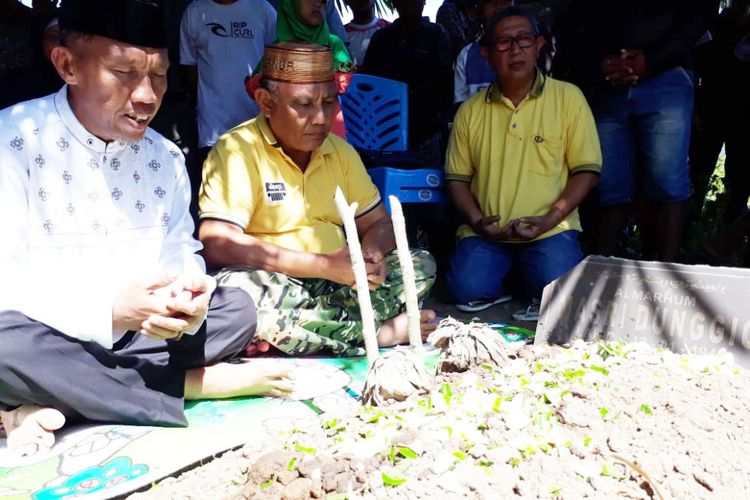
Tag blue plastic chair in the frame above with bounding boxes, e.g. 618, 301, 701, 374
340, 74, 444, 213
367, 167, 444, 213
340, 74, 407, 151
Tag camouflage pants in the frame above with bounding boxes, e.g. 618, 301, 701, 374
213, 249, 436, 357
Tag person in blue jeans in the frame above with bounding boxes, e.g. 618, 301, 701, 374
554, 0, 713, 262
445, 8, 602, 320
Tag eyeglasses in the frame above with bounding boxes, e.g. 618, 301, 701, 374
491, 33, 537, 53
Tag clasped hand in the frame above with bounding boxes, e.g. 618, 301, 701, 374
602, 49, 647, 86
472, 214, 555, 241
324, 247, 386, 291
112, 271, 216, 340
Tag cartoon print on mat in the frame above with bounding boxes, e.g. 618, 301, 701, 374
0, 425, 151, 499
33, 457, 147, 499
183, 401, 236, 424
0, 454, 61, 498
0, 356, 369, 499
0, 327, 529, 498
0, 486, 32, 498
58, 427, 150, 476
0, 354, 433, 499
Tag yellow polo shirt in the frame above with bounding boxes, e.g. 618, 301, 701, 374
446, 72, 602, 241
199, 114, 381, 254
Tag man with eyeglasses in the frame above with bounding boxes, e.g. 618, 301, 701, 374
444, 7, 602, 321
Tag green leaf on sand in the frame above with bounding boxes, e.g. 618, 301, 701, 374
382, 472, 407, 487
294, 444, 316, 454
260, 477, 275, 489
367, 412, 384, 423
562, 368, 586, 380
398, 446, 418, 459
590, 365, 609, 376
440, 383, 454, 405
492, 397, 502, 413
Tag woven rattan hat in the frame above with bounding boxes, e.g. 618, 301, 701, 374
262, 42, 335, 84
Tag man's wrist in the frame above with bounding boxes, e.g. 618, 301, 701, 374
468, 215, 483, 233
545, 208, 564, 228
311, 253, 329, 280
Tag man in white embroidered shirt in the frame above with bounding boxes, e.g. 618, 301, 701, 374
0, 0, 291, 457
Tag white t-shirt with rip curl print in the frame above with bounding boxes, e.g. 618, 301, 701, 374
180, 0, 276, 147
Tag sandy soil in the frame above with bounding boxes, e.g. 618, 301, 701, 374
130, 337, 750, 500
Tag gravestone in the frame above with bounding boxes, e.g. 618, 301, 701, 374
535, 256, 750, 368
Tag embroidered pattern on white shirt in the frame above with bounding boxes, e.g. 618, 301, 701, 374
0, 86, 203, 346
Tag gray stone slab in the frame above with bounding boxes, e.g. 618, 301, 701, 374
535, 256, 750, 368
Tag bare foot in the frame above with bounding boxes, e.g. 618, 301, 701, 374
0, 405, 66, 457
244, 340, 272, 357
377, 309, 438, 347
185, 362, 294, 400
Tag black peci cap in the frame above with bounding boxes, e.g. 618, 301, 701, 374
59, 0, 168, 49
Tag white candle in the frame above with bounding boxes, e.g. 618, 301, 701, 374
389, 195, 423, 357
334, 187, 379, 367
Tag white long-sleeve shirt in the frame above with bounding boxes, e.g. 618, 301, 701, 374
0, 87, 204, 348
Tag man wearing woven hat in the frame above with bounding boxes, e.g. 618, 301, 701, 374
199, 42, 438, 358
0, 0, 292, 457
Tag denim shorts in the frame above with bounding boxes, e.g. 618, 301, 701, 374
592, 66, 694, 205
445, 230, 583, 303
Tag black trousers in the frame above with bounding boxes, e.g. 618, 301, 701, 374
690, 84, 750, 223
0, 287, 256, 427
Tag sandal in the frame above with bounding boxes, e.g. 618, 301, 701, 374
512, 299, 541, 322
456, 295, 512, 313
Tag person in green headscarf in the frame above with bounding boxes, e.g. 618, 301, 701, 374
246, 0, 354, 99
278, 0, 354, 73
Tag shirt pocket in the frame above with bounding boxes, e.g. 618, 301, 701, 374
528, 134, 564, 177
